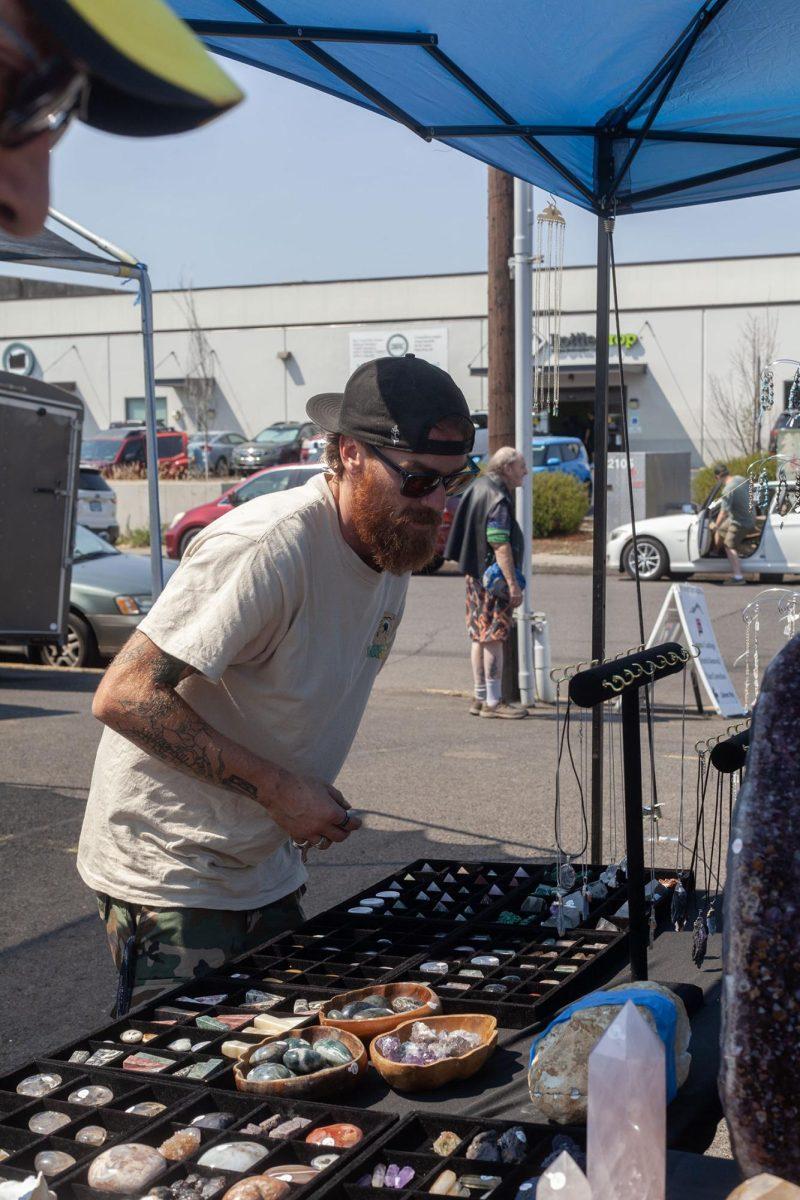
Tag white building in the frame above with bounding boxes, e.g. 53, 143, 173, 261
1, 252, 799, 465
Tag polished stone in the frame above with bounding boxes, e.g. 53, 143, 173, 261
726, 1176, 800, 1200
313, 1039, 354, 1067
120, 1029, 143, 1044
126, 1102, 167, 1117
250, 1041, 288, 1066
197, 1143, 266, 1173
167, 1038, 193, 1053
34, 1151, 76, 1177
305, 1124, 363, 1149
88, 1144, 167, 1193
69, 1085, 114, 1106
282, 1047, 325, 1075
75, 1125, 109, 1147
190, 1113, 236, 1131
310, 1154, 340, 1171
28, 1111, 71, 1135
123, 1053, 173, 1073
263, 1165, 319, 1186
247, 1063, 293, 1082
16, 1073, 61, 1098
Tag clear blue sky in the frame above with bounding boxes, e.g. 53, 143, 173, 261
33, 57, 800, 290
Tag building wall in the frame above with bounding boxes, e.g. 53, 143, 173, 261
1, 254, 799, 464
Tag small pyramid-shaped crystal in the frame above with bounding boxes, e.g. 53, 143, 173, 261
428, 882, 441, 893
415, 913, 425, 920
489, 885, 503, 896
444, 873, 456, 884
464, 906, 475, 915
433, 902, 448, 913
475, 874, 488, 885
455, 914, 467, 922
441, 892, 454, 903
537, 1152, 592, 1200
487, 869, 498, 877
416, 891, 430, 902
404, 873, 415, 882
514, 867, 530, 879
588, 1001, 665, 1200
420, 862, 435, 873
481, 896, 492, 906
458, 887, 470, 895
393, 901, 407, 910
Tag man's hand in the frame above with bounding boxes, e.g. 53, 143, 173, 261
508, 583, 523, 608
267, 773, 362, 845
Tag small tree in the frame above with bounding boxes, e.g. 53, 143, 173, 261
709, 310, 777, 458
179, 285, 215, 477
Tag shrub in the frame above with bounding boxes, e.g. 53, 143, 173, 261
691, 455, 776, 506
123, 526, 151, 547
533, 471, 589, 538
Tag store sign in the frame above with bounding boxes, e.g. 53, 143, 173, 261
551, 332, 639, 351
350, 328, 448, 373
3, 341, 36, 375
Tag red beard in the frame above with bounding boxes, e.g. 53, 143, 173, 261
349, 462, 442, 574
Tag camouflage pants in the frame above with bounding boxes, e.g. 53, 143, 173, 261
97, 889, 305, 1011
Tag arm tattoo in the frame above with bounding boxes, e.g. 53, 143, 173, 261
106, 638, 261, 803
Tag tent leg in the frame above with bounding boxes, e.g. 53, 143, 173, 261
590, 217, 611, 862
138, 266, 164, 599
513, 178, 534, 706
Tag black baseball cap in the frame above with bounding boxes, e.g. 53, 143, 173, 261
307, 355, 475, 457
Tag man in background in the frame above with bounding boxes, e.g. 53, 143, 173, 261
711, 462, 756, 585
0, 0, 241, 237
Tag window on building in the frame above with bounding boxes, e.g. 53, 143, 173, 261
125, 396, 167, 423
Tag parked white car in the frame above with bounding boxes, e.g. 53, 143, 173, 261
76, 465, 118, 544
607, 479, 796, 582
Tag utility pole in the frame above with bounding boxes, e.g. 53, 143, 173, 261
487, 168, 515, 456
487, 167, 518, 702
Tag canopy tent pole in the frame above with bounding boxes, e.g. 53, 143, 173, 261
590, 213, 612, 863
138, 266, 165, 598
46, 210, 164, 600
513, 178, 534, 705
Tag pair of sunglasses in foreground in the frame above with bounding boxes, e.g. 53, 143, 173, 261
369, 444, 478, 499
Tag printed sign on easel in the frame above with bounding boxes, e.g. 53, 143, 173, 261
647, 583, 747, 718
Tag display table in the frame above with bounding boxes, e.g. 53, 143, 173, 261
343, 932, 723, 1155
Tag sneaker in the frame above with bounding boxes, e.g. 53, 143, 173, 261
480, 702, 527, 720
469, 698, 484, 716
729, 576, 746, 585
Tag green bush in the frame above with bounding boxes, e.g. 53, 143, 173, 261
691, 455, 776, 506
533, 471, 589, 538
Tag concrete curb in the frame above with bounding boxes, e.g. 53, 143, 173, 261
533, 555, 596, 575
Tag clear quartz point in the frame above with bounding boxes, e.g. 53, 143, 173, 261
537, 1151, 592, 1200
588, 1001, 665, 1200
558, 862, 577, 890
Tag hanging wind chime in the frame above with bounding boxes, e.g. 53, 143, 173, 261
533, 198, 566, 417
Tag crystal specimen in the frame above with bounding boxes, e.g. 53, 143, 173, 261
725, 1176, 800, 1200
268, 1118, 311, 1140
430, 1170, 458, 1194
190, 1113, 235, 1131
310, 1153, 340, 1170
126, 1102, 166, 1117
88, 1144, 167, 1193
221, 1180, 289, 1200
433, 1131, 461, 1156
391, 996, 420, 1014
536, 1151, 592, 1200
159, 1128, 202, 1162
587, 1001, 665, 1200
68, 1051, 91, 1064
466, 1132, 500, 1163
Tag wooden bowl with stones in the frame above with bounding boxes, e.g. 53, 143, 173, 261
234, 1026, 367, 1099
369, 1013, 497, 1093
319, 983, 442, 1043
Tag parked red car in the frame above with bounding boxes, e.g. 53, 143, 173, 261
166, 463, 325, 559
82, 425, 189, 478
166, 461, 455, 571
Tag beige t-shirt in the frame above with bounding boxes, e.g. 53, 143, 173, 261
77, 473, 408, 909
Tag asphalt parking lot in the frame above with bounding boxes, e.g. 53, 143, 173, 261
0, 567, 779, 1075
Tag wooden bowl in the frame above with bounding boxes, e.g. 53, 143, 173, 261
369, 1013, 497, 1093
234, 1025, 367, 1099
320, 983, 442, 1043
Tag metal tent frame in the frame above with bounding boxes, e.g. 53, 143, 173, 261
0, 212, 165, 600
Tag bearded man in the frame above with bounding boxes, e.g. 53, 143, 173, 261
78, 355, 476, 1010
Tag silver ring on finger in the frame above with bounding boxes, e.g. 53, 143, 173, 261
334, 810, 351, 831
311, 836, 330, 850
292, 839, 310, 850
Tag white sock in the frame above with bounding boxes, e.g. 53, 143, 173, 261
486, 679, 502, 707
474, 684, 487, 702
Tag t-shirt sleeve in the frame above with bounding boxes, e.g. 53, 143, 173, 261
138, 529, 296, 683
486, 498, 512, 545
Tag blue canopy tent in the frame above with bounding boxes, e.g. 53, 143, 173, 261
172, 0, 799, 850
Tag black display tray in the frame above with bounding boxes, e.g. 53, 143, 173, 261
57, 1090, 396, 1200
309, 1111, 587, 1200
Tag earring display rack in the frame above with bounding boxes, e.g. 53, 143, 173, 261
568, 641, 693, 980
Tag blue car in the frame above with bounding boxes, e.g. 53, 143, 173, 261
533, 435, 592, 498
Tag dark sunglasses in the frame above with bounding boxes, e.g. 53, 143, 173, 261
0, 18, 87, 149
368, 444, 478, 498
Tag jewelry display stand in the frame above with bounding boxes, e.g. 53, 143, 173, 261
568, 642, 691, 980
